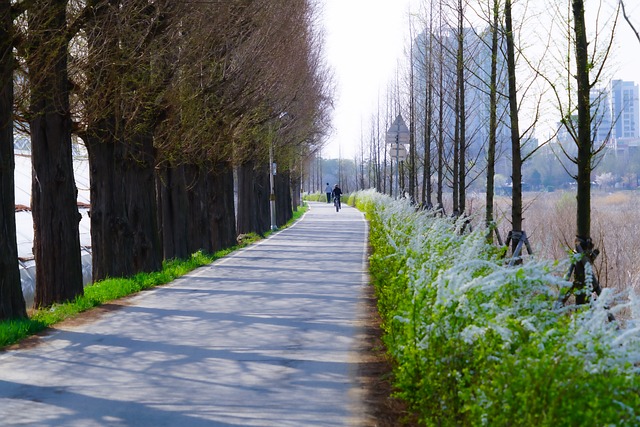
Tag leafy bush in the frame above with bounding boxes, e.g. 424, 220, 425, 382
355, 189, 640, 426
304, 192, 351, 203
303, 192, 326, 202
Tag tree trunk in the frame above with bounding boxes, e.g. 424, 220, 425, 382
275, 170, 292, 227
85, 0, 162, 280
206, 162, 237, 251
182, 162, 236, 254
157, 164, 189, 260
437, 5, 445, 211
0, 0, 26, 319
291, 170, 301, 210
505, 0, 523, 252
458, 0, 466, 214
409, 44, 417, 202
389, 152, 394, 197
87, 135, 161, 281
186, 164, 210, 254
28, 0, 84, 307
486, 0, 499, 232
87, 140, 132, 280
422, 19, 434, 208
237, 160, 270, 235
573, 0, 592, 304
122, 134, 161, 273
453, 68, 460, 215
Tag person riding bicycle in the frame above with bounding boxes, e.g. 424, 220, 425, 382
331, 184, 342, 210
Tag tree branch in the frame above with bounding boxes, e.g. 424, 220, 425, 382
620, 0, 640, 44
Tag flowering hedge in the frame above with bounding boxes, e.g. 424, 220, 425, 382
352, 190, 640, 426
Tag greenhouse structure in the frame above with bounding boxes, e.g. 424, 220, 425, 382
14, 144, 92, 308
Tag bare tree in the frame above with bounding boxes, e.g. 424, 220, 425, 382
504, 0, 525, 255
231, 0, 331, 233
0, 0, 27, 319
568, 0, 619, 302
26, 0, 84, 307
81, 0, 171, 281
408, 18, 418, 202
455, 0, 468, 214
541, 0, 619, 302
437, 0, 447, 211
486, 0, 501, 237
420, 2, 436, 208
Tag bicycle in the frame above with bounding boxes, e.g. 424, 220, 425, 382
333, 195, 341, 212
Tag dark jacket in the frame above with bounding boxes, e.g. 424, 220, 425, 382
331, 186, 342, 198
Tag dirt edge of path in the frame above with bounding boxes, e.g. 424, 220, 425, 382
356, 282, 420, 427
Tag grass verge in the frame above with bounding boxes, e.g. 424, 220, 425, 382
0, 203, 308, 349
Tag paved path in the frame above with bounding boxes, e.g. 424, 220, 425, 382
0, 202, 370, 426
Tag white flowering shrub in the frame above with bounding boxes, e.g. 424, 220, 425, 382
355, 189, 640, 426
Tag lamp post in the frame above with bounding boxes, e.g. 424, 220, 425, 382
268, 112, 288, 231
269, 142, 277, 231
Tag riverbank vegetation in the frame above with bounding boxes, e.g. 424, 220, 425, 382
353, 189, 640, 426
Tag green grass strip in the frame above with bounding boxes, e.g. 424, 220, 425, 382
0, 203, 308, 349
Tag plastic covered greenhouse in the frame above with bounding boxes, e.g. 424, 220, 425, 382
14, 142, 92, 308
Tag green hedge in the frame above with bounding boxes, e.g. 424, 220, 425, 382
356, 189, 640, 426
304, 192, 351, 203
303, 192, 326, 202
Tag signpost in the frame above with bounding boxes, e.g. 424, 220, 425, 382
386, 114, 410, 198
388, 144, 407, 160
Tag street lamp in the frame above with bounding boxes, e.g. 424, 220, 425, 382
269, 142, 277, 231
269, 112, 288, 231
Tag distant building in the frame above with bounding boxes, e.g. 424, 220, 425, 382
610, 79, 639, 140
590, 87, 613, 146
583, 80, 639, 153
412, 25, 510, 173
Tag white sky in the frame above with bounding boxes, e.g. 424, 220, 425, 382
319, 0, 640, 159
320, 0, 418, 159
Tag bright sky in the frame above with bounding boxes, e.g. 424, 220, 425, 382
320, 0, 640, 159
320, 0, 418, 159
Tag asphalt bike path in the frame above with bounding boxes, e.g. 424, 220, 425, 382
0, 201, 370, 426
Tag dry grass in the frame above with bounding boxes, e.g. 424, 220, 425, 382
467, 190, 640, 293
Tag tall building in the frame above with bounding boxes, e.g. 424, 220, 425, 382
412, 25, 510, 171
610, 79, 639, 140
590, 87, 612, 146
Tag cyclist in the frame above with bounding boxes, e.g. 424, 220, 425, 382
332, 184, 342, 211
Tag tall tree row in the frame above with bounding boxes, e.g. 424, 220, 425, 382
382, 0, 620, 281
0, 0, 330, 313
82, 0, 168, 282
390, 0, 476, 214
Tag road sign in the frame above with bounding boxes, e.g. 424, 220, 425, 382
386, 114, 410, 145
388, 144, 407, 160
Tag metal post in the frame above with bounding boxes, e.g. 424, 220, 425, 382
396, 132, 400, 198
269, 143, 277, 231
386, 114, 409, 199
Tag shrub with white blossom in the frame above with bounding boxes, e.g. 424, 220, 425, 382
353, 189, 640, 426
